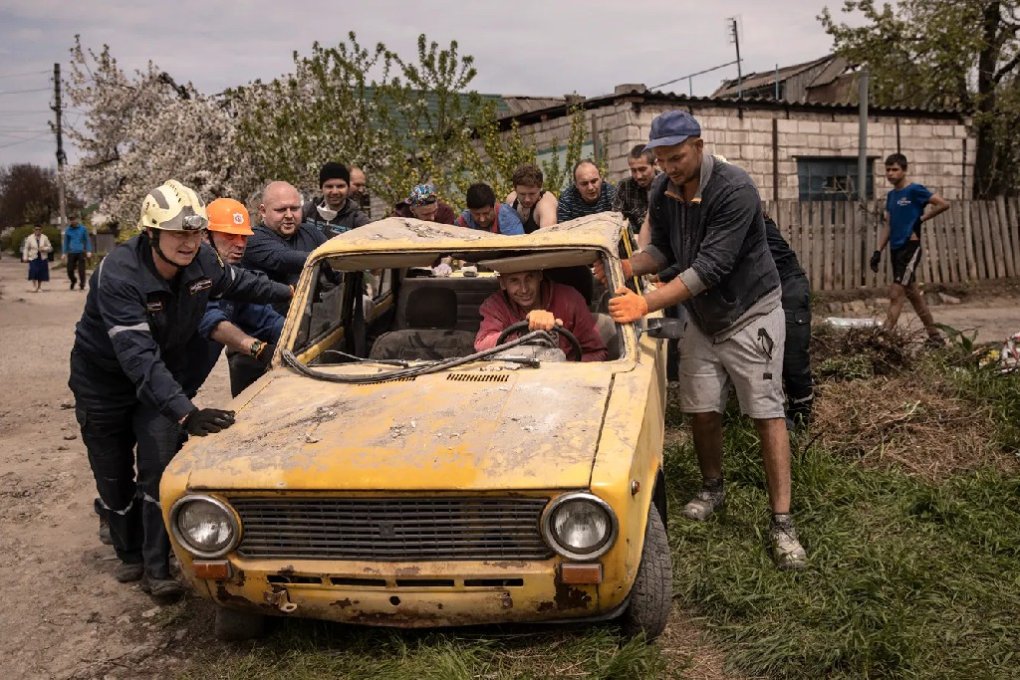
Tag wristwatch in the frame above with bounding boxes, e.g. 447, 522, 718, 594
249, 339, 264, 358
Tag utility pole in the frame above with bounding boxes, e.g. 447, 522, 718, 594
52, 62, 67, 230
728, 18, 743, 99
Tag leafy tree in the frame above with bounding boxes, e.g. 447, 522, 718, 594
0, 164, 59, 226
821, 0, 1020, 197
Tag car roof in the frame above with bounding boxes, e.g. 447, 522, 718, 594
308, 213, 627, 259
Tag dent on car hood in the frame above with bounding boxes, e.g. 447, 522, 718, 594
170, 367, 613, 491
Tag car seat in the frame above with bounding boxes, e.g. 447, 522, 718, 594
369, 287, 477, 361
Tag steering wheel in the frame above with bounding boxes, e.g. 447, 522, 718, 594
495, 320, 583, 362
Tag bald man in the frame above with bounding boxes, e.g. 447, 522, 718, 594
241, 181, 327, 312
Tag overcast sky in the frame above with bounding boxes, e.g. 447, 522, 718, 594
0, 0, 852, 169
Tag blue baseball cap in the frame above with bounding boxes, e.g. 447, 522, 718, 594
644, 110, 702, 150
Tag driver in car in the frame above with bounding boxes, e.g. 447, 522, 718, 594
475, 267, 608, 362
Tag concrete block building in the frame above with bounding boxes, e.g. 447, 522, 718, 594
500, 84, 972, 203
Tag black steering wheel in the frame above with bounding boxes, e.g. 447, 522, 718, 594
495, 320, 583, 362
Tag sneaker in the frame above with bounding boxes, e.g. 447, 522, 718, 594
682, 483, 725, 521
114, 562, 145, 583
140, 574, 184, 599
769, 514, 807, 571
69, 282, 75, 290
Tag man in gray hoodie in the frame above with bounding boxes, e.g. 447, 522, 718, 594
605, 111, 806, 570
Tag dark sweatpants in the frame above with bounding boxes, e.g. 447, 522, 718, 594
781, 275, 813, 425
66, 252, 87, 289
70, 350, 180, 579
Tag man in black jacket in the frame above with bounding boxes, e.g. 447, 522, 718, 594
242, 181, 328, 313
69, 180, 292, 598
605, 111, 806, 570
303, 162, 370, 236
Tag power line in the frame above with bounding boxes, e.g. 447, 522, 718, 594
0, 69, 49, 80
0, 87, 50, 95
0, 131, 50, 149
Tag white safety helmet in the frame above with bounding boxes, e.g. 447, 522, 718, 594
137, 180, 209, 232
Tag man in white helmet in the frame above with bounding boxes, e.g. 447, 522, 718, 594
68, 180, 293, 599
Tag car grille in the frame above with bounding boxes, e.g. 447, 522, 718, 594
230, 496, 553, 561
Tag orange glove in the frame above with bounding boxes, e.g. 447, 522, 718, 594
608, 286, 649, 323
527, 309, 560, 331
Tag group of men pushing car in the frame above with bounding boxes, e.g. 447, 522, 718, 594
71, 108, 952, 597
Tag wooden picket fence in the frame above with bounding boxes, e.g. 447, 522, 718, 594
762, 199, 1020, 291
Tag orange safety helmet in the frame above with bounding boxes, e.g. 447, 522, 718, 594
206, 198, 254, 236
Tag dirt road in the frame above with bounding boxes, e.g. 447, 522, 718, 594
2, 253, 1019, 679
0, 258, 229, 679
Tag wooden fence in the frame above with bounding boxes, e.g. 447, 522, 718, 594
761, 199, 1020, 291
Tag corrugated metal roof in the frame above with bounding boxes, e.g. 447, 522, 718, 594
494, 87, 965, 126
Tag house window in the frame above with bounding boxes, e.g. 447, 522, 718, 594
797, 157, 875, 201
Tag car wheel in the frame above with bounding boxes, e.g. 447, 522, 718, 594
214, 606, 266, 641
619, 507, 672, 641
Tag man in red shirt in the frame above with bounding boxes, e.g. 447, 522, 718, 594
475, 269, 607, 362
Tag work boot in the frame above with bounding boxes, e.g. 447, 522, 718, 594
140, 573, 184, 599
682, 478, 725, 521
769, 513, 807, 571
114, 562, 144, 583
98, 516, 112, 546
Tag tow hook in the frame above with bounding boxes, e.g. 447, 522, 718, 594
266, 587, 298, 613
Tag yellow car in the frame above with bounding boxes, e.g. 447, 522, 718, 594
161, 214, 675, 641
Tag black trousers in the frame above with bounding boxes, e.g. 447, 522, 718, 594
66, 252, 87, 288
70, 351, 180, 578
781, 275, 814, 424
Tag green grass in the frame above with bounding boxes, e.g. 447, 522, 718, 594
662, 362, 1020, 679
180, 625, 678, 679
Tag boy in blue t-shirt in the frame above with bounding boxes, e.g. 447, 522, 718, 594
869, 153, 950, 344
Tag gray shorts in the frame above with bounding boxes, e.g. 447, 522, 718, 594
677, 306, 787, 420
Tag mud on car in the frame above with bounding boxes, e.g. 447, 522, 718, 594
161, 214, 675, 641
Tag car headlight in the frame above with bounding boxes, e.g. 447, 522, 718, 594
169, 495, 240, 559
542, 492, 618, 560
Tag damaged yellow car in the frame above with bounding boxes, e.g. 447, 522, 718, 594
161, 214, 676, 641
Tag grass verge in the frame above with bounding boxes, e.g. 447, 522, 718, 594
663, 354, 1020, 679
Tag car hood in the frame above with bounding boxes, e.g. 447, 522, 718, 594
170, 365, 613, 491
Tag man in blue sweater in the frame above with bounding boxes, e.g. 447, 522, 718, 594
62, 213, 92, 290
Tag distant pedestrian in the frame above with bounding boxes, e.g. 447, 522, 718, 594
870, 153, 950, 345
22, 224, 53, 292
62, 214, 92, 291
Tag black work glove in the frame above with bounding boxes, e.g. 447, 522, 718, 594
869, 250, 882, 273
183, 408, 236, 436
255, 342, 276, 367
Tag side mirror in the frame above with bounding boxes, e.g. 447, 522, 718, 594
644, 317, 684, 340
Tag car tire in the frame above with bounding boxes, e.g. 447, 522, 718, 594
619, 507, 672, 641
214, 606, 266, 641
